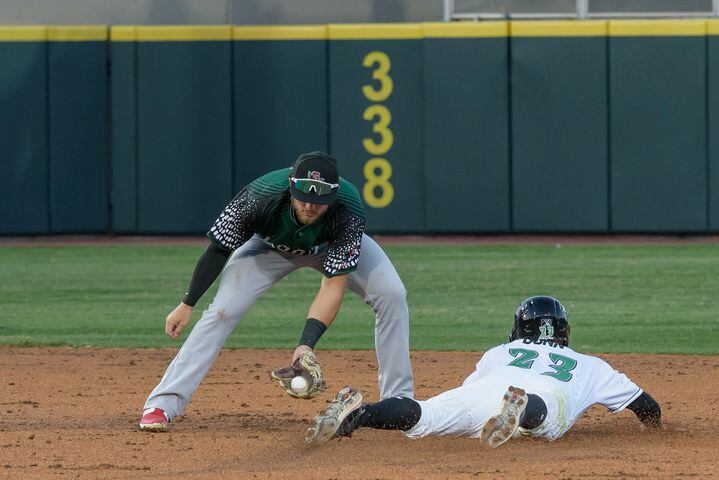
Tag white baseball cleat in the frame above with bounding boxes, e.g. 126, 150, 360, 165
481, 386, 528, 448
306, 386, 363, 444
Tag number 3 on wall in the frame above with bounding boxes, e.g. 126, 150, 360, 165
362, 105, 393, 156
362, 51, 393, 102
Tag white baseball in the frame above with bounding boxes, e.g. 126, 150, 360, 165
290, 376, 308, 394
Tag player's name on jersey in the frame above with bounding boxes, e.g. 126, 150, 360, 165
519, 338, 567, 349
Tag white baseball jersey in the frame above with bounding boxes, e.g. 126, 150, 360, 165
405, 338, 642, 441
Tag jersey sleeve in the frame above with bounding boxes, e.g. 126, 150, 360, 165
589, 357, 644, 413
207, 189, 259, 251
323, 211, 365, 277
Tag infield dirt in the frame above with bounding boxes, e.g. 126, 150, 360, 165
1, 347, 716, 479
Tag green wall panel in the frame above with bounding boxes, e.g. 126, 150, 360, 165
48, 41, 108, 232
423, 37, 509, 232
710, 35, 719, 231
0, 42, 49, 234
233, 40, 328, 189
329, 38, 424, 233
610, 37, 707, 232
512, 36, 608, 232
111, 41, 138, 233
136, 41, 233, 233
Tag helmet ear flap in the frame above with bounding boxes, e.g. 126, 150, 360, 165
509, 326, 518, 343
562, 324, 570, 346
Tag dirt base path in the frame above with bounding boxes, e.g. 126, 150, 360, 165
1, 348, 716, 479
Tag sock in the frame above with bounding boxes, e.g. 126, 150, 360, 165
520, 393, 547, 430
346, 396, 422, 433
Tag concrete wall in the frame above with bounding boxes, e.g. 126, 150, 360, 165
0, 0, 442, 25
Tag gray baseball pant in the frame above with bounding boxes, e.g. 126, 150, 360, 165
144, 234, 414, 419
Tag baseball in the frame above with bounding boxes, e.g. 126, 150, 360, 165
290, 376, 309, 394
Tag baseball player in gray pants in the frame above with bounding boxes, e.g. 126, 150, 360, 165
139, 152, 414, 431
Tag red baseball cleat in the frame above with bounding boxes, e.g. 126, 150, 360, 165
138, 408, 170, 432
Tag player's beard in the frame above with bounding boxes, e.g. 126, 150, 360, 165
297, 209, 324, 225
292, 200, 329, 225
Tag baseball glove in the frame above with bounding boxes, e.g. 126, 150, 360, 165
269, 350, 325, 399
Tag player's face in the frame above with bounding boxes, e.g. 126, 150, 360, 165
291, 198, 329, 225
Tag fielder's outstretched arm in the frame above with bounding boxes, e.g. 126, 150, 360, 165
626, 391, 662, 428
165, 241, 232, 339
293, 274, 348, 361
308, 274, 348, 326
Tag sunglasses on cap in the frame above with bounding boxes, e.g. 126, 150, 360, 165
290, 177, 339, 196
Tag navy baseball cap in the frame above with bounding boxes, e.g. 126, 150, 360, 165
289, 152, 340, 205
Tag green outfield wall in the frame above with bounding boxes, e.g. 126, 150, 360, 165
1, 26, 107, 234
2, 21, 719, 234
0, 28, 48, 234
111, 27, 233, 234
709, 22, 719, 231
423, 23, 510, 232
233, 26, 329, 189
609, 21, 708, 232
110, 29, 137, 233
48, 27, 109, 233
511, 21, 609, 232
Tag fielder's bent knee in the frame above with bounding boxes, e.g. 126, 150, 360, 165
374, 284, 407, 308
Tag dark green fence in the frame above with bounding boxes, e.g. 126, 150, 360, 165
511, 21, 609, 232
110, 28, 137, 233
2, 21, 719, 235
423, 23, 510, 232
1, 26, 107, 234
0, 30, 48, 234
706, 22, 719, 231
111, 27, 233, 234
48, 29, 108, 232
609, 20, 707, 232
233, 26, 329, 189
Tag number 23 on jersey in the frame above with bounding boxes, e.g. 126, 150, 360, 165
508, 348, 578, 382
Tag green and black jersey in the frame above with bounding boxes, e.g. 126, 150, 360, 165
208, 168, 366, 277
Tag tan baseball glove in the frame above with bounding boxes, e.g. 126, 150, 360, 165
269, 350, 325, 399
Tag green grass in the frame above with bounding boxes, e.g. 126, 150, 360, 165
0, 243, 716, 354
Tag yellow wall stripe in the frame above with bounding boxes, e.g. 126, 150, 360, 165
5, 21, 719, 42
111, 26, 136, 41
233, 25, 327, 40
48, 26, 107, 41
511, 20, 607, 37
423, 21, 508, 38
0, 26, 47, 41
0, 26, 107, 42
111, 26, 232, 42
609, 20, 706, 36
329, 23, 422, 40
